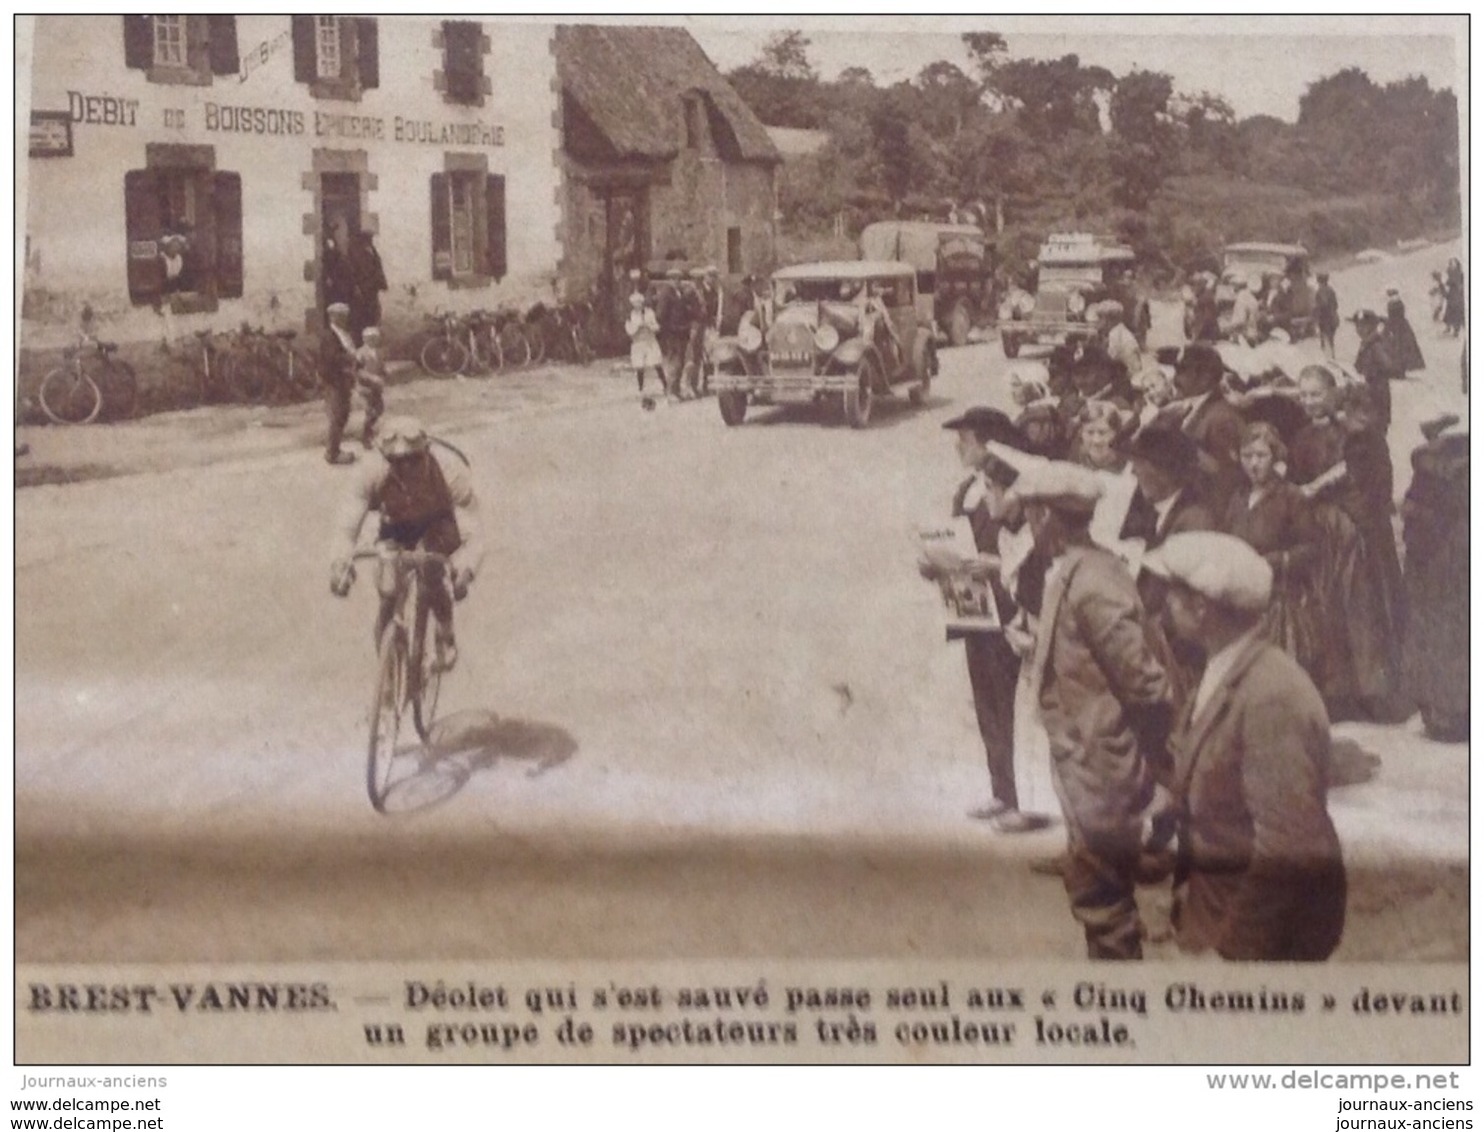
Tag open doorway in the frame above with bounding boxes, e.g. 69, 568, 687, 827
318, 171, 361, 316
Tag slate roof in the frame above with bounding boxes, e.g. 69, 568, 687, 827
555, 25, 782, 165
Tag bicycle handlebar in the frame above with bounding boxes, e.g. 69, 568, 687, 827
351, 546, 450, 567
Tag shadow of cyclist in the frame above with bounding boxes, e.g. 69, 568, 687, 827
377, 709, 577, 815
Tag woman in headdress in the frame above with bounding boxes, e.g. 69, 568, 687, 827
1288, 367, 1403, 720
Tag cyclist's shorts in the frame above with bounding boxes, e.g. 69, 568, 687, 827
379, 513, 460, 558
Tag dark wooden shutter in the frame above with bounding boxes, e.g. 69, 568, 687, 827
185, 16, 210, 76
212, 172, 243, 299
445, 21, 481, 104
291, 16, 315, 83
356, 18, 379, 88
486, 174, 507, 281
207, 15, 239, 75
430, 173, 451, 281
124, 170, 165, 304
123, 15, 153, 69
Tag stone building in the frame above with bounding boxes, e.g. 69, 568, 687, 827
554, 25, 781, 344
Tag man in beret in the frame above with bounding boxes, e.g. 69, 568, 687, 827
923, 409, 1044, 833
1314, 272, 1339, 358
1144, 532, 1346, 961
1350, 309, 1398, 431
1166, 343, 1245, 515
1014, 461, 1174, 958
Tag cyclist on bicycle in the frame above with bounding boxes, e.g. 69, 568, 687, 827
329, 416, 483, 671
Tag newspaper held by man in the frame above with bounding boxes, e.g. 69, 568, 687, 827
914, 516, 1002, 633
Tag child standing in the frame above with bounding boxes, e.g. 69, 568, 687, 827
355, 325, 386, 448
625, 291, 663, 397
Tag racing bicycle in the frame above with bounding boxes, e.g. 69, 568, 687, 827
39, 336, 138, 424
345, 545, 452, 812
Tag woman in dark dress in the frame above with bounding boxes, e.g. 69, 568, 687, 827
1224, 422, 1323, 682
1400, 424, 1469, 741
1384, 287, 1425, 373
1288, 367, 1397, 720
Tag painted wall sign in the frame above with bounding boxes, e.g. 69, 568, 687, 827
29, 111, 73, 157
199, 102, 503, 147
67, 90, 140, 127
238, 28, 291, 84
205, 102, 307, 136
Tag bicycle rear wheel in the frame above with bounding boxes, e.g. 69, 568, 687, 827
95, 360, 139, 421
367, 628, 409, 813
39, 366, 102, 425
410, 599, 443, 742
496, 323, 531, 370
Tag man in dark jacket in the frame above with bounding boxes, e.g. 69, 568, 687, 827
655, 267, 691, 399
1145, 532, 1346, 961
1314, 273, 1339, 358
348, 231, 389, 345
1166, 344, 1245, 516
320, 302, 358, 466
1013, 461, 1175, 959
1350, 309, 1399, 431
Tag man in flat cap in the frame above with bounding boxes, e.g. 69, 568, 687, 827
320, 302, 359, 465
1350, 308, 1398, 431
926, 408, 1040, 834
1165, 343, 1245, 515
1014, 461, 1174, 958
1144, 532, 1345, 961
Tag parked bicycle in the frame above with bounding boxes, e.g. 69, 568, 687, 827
229, 324, 319, 404
338, 545, 452, 812
525, 299, 596, 367
152, 329, 236, 411
484, 306, 532, 371
39, 335, 138, 425
419, 309, 469, 377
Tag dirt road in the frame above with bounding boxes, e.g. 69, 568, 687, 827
15, 241, 1467, 965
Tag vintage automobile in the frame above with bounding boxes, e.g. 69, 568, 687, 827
710, 261, 937, 428
998, 233, 1144, 358
1216, 242, 1315, 338
859, 220, 996, 347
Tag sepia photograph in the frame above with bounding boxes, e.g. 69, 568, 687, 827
11, 14, 1469, 1071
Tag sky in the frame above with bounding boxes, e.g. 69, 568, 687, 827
680, 15, 1464, 123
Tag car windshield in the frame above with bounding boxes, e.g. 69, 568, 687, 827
1038, 265, 1102, 288
774, 277, 905, 305
1225, 251, 1290, 274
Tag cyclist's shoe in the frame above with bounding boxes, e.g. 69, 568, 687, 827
326, 450, 357, 466
433, 630, 458, 673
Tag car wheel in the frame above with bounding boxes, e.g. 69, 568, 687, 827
948, 302, 971, 347
1001, 333, 1021, 359
718, 391, 747, 426
842, 360, 876, 428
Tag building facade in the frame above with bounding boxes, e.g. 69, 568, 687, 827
22, 15, 563, 352
21, 17, 780, 359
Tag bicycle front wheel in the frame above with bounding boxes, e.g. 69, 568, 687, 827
367, 629, 409, 813
420, 335, 467, 377
231, 354, 274, 403
39, 366, 102, 425
410, 600, 443, 742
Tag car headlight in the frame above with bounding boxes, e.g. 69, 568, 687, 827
814, 323, 840, 353
1068, 292, 1086, 317
737, 323, 763, 352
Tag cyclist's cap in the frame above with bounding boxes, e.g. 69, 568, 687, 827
377, 416, 429, 457
327, 302, 350, 315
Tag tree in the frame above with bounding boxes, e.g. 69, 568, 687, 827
758, 30, 817, 82
1108, 69, 1177, 209
961, 31, 1008, 84
912, 60, 982, 139
990, 54, 1113, 139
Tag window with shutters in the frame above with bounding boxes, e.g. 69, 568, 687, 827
153, 15, 185, 67
123, 15, 237, 85
440, 21, 488, 107
123, 148, 242, 312
429, 161, 507, 287
314, 16, 340, 80
292, 16, 378, 101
